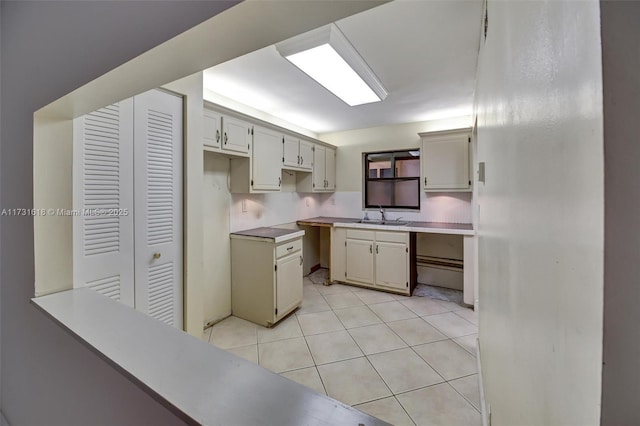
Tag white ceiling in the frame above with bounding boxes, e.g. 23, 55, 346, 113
203, 0, 482, 134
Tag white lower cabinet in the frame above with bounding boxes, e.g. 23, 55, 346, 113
231, 234, 303, 327
346, 237, 375, 285
337, 228, 412, 295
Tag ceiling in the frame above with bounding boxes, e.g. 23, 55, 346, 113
203, 0, 482, 134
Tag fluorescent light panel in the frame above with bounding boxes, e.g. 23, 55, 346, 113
277, 24, 387, 107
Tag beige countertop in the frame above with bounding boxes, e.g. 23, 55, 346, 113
298, 216, 474, 236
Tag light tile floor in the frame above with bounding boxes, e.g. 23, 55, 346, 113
204, 271, 481, 426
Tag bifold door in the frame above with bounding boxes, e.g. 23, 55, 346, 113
73, 89, 183, 329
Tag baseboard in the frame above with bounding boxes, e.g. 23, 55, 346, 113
309, 263, 321, 274
204, 312, 231, 329
477, 337, 489, 426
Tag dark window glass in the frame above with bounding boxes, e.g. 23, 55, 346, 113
364, 150, 420, 210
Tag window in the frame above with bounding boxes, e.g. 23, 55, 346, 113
363, 150, 420, 210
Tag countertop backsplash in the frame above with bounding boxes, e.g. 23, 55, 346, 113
230, 190, 472, 232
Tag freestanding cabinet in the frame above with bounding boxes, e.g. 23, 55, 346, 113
230, 228, 305, 327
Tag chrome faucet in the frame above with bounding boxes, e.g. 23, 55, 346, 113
379, 206, 386, 222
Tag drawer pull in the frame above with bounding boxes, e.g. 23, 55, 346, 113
287, 246, 294, 251
300, 255, 303, 265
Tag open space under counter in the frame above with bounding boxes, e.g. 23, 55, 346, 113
297, 217, 476, 305
31, 288, 388, 426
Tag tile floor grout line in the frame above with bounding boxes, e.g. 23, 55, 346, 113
404, 342, 448, 387
213, 272, 481, 425
445, 378, 482, 414
413, 339, 480, 382
391, 394, 419, 426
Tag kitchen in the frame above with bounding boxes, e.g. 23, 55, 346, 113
197, 2, 481, 424
17, 0, 612, 424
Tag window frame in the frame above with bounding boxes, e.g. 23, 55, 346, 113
362, 148, 421, 211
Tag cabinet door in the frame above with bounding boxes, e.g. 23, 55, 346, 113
252, 126, 282, 191
325, 147, 336, 191
375, 241, 408, 291
222, 115, 251, 155
283, 135, 300, 168
299, 140, 314, 170
312, 145, 326, 191
346, 239, 374, 285
203, 109, 221, 150
422, 133, 470, 190
276, 252, 303, 319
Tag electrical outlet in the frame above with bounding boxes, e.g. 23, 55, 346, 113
241, 199, 247, 212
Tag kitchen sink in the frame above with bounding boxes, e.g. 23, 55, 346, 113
357, 220, 409, 226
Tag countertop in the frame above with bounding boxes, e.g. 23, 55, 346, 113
230, 227, 305, 243
297, 216, 474, 236
32, 288, 388, 426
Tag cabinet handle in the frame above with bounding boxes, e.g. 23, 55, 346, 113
300, 255, 303, 266
376, 245, 378, 254
369, 245, 372, 253
216, 129, 220, 143
279, 177, 281, 186
297, 155, 300, 165
153, 252, 161, 259
287, 246, 294, 251
424, 177, 427, 186
224, 132, 228, 145
300, 156, 303, 165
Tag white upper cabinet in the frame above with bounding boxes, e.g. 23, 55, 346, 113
252, 125, 283, 191
205, 103, 337, 194
283, 136, 313, 171
203, 108, 222, 150
283, 135, 300, 168
222, 115, 252, 156
420, 128, 471, 192
297, 144, 336, 192
299, 140, 314, 170
203, 106, 251, 158
312, 145, 326, 191
325, 146, 336, 190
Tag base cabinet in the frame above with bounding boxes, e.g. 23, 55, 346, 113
335, 228, 414, 295
375, 240, 409, 291
231, 235, 303, 327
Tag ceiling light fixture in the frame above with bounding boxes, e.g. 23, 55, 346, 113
276, 24, 388, 107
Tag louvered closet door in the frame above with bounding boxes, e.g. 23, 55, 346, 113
133, 89, 183, 328
73, 100, 135, 306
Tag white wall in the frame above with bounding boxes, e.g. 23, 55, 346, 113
203, 153, 232, 324
230, 190, 325, 232
475, 1, 604, 424
320, 118, 473, 223
600, 2, 640, 423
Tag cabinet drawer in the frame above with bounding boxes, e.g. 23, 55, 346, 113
346, 229, 375, 241
276, 239, 302, 258
375, 231, 408, 244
